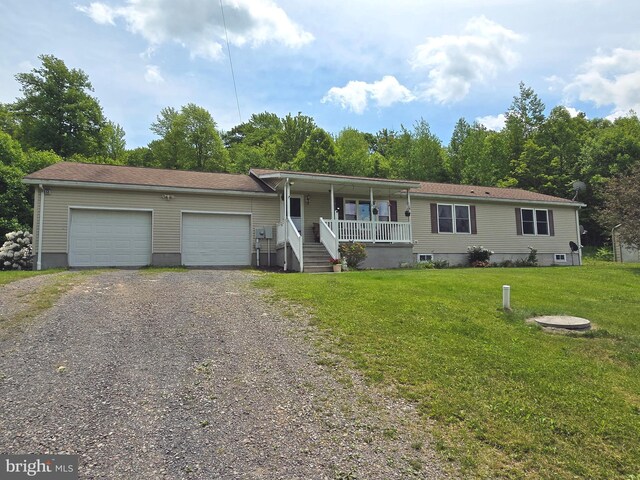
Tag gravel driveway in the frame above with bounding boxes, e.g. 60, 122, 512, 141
0, 270, 448, 479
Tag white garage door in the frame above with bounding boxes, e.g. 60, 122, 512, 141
69, 209, 152, 267
182, 213, 250, 266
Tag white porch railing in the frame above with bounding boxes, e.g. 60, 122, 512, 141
319, 218, 339, 260
287, 217, 303, 271
324, 219, 412, 243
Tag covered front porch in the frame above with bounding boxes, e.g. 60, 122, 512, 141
251, 169, 419, 272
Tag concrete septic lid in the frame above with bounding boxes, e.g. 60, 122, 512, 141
532, 315, 591, 330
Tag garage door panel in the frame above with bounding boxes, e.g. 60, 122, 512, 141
182, 213, 250, 266
69, 210, 152, 267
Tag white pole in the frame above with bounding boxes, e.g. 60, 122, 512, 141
283, 179, 289, 271
37, 184, 45, 271
503, 285, 511, 311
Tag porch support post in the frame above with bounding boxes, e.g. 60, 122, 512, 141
407, 189, 412, 243
330, 184, 335, 221
284, 179, 289, 271
370, 187, 375, 243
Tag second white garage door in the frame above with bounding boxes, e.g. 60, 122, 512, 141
182, 213, 251, 266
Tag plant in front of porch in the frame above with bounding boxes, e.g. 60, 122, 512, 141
329, 257, 341, 265
467, 245, 493, 268
339, 242, 367, 269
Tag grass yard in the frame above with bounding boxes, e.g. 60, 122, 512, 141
257, 264, 640, 479
0, 269, 64, 287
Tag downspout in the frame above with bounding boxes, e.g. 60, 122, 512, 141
575, 208, 582, 266
612, 223, 623, 263
37, 184, 45, 271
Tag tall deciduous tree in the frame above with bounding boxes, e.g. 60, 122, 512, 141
504, 82, 545, 162
275, 112, 315, 169
11, 54, 106, 158
600, 164, 640, 248
293, 128, 337, 173
103, 121, 126, 162
335, 127, 371, 176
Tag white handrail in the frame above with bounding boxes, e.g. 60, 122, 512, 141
287, 216, 303, 271
319, 217, 339, 260
327, 220, 411, 243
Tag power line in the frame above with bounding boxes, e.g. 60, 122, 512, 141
219, 0, 242, 123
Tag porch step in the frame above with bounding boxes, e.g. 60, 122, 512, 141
302, 242, 335, 273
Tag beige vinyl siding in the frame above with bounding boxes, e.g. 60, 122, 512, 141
300, 192, 332, 241
39, 187, 279, 254
411, 197, 579, 254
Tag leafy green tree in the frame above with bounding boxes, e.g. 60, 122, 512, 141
599, 163, 640, 248
103, 121, 126, 162
0, 164, 32, 237
293, 128, 337, 173
275, 112, 315, 169
179, 103, 227, 172
504, 82, 545, 162
335, 127, 370, 176
405, 119, 448, 182
124, 147, 157, 168
447, 118, 472, 183
0, 130, 24, 166
150, 104, 228, 171
224, 112, 282, 172
11, 54, 106, 158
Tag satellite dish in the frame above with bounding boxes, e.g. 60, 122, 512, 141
579, 224, 587, 235
569, 241, 579, 252
572, 181, 586, 200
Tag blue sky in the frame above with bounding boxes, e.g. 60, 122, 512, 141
2, 0, 639, 149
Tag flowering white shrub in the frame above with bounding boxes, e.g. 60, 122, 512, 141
0, 231, 33, 270
467, 245, 494, 267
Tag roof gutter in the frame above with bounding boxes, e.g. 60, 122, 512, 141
252, 171, 419, 189
410, 191, 585, 208
22, 179, 278, 198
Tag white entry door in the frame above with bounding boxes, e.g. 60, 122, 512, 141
182, 213, 251, 266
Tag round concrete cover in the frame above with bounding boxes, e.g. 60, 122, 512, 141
533, 315, 591, 330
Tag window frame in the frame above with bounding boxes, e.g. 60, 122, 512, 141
417, 253, 434, 263
554, 253, 567, 262
520, 208, 550, 236
437, 203, 471, 234
345, 199, 371, 221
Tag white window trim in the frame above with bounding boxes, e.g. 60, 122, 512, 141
417, 253, 434, 263
437, 203, 471, 234
554, 253, 567, 262
521, 208, 550, 236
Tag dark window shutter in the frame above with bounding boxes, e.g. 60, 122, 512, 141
390, 200, 398, 222
515, 208, 522, 235
430, 203, 438, 233
548, 209, 555, 236
470, 205, 477, 234
335, 197, 344, 220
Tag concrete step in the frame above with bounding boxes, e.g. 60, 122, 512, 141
304, 265, 334, 273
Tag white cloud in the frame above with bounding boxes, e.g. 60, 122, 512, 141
411, 16, 522, 103
144, 64, 164, 83
564, 48, 640, 116
476, 113, 506, 131
76, 0, 313, 60
322, 75, 415, 114
563, 106, 582, 118
76, 2, 116, 25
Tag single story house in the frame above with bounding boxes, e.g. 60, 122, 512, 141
23, 162, 585, 271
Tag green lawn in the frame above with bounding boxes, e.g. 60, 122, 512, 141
0, 269, 64, 287
257, 264, 640, 479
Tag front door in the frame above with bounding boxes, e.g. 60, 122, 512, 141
289, 196, 303, 234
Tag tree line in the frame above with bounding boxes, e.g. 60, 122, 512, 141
2, 54, 640, 247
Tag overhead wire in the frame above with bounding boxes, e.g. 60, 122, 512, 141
219, 0, 242, 123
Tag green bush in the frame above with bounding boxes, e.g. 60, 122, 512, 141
339, 242, 367, 269
594, 246, 613, 262
467, 246, 493, 266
